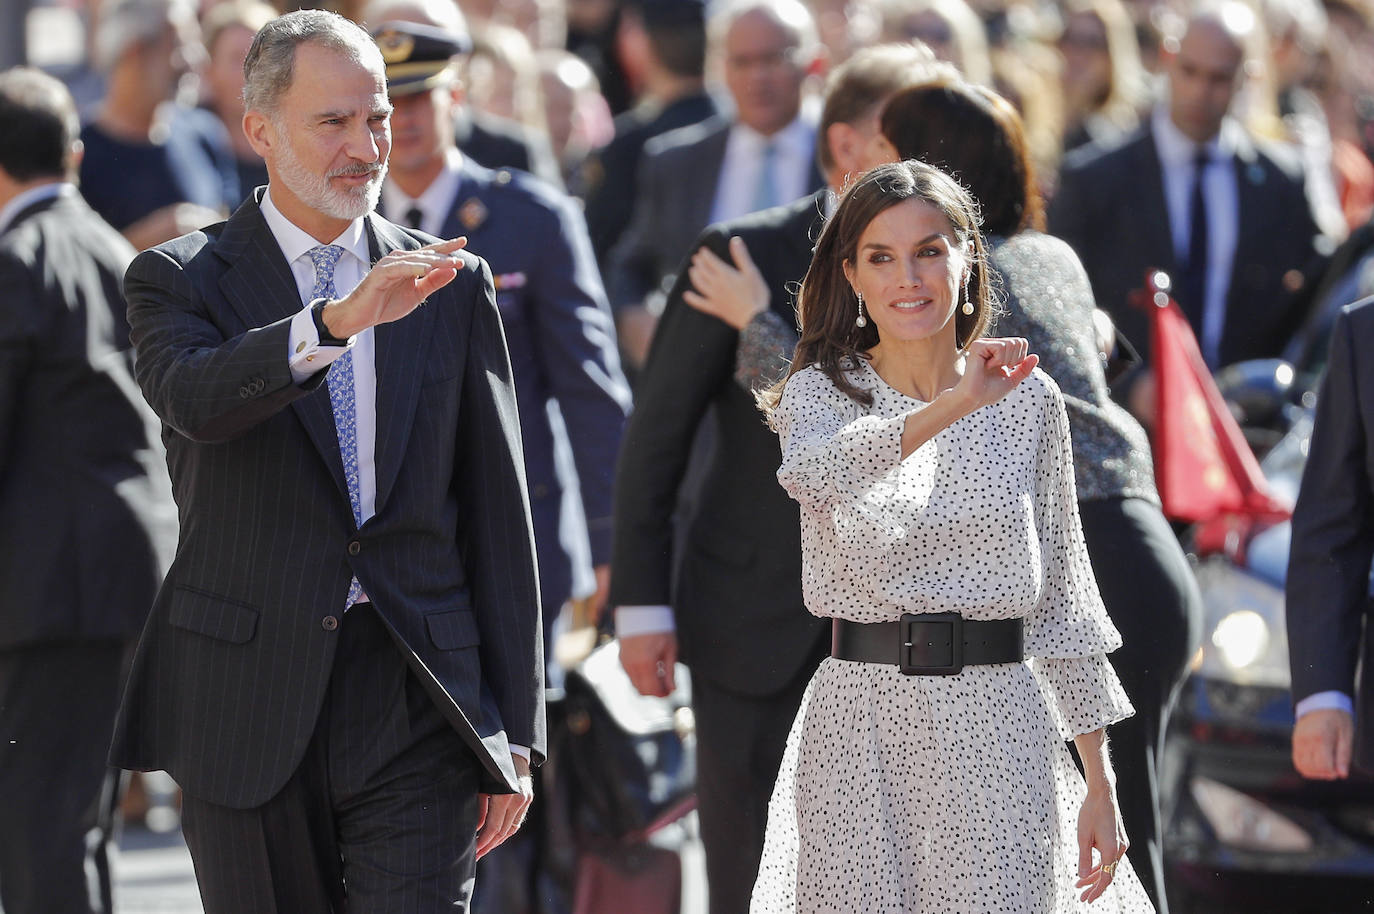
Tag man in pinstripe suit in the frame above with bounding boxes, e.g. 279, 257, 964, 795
108, 11, 544, 911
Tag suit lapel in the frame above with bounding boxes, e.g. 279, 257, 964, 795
1132, 132, 1178, 274
367, 213, 435, 515
216, 196, 351, 501
685, 125, 730, 238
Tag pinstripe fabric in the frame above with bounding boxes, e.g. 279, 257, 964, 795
110, 190, 544, 812
181, 605, 480, 912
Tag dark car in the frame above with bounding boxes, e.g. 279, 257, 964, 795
1162, 357, 1374, 913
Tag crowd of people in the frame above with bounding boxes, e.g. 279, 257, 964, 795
2, 0, 1373, 909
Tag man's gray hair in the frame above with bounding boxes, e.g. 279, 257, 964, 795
92, 0, 194, 73
709, 0, 819, 58
242, 9, 383, 115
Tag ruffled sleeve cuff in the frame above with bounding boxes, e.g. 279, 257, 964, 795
1028, 654, 1136, 740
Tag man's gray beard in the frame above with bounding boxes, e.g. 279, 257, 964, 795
273, 128, 387, 221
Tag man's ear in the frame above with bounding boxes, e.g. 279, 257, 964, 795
826, 121, 859, 176
66, 138, 84, 176
243, 109, 274, 159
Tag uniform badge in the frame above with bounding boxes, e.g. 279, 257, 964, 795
375, 29, 415, 64
494, 272, 527, 291
459, 197, 488, 231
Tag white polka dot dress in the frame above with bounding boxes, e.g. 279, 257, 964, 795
749, 362, 1155, 914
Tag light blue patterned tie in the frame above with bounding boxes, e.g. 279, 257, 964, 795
308, 244, 363, 609
752, 140, 779, 213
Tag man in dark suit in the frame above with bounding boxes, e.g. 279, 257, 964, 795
374, 16, 629, 670
374, 22, 631, 911
1048, 0, 1332, 421
611, 44, 951, 914
1288, 297, 1374, 780
109, 11, 543, 910
581, 0, 719, 264
0, 66, 176, 914
604, 0, 824, 371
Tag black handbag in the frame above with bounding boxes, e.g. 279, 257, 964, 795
558, 640, 697, 841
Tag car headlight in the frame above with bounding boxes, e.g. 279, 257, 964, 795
1191, 556, 1291, 689
1190, 776, 1313, 853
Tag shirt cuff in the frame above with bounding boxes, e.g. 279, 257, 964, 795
615, 605, 676, 637
1296, 691, 1355, 719
509, 744, 531, 763
288, 301, 353, 385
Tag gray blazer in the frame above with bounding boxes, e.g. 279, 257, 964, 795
109, 191, 544, 807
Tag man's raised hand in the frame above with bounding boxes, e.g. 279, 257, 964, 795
321, 237, 468, 339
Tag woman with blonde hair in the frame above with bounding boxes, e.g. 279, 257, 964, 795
1057, 0, 1151, 153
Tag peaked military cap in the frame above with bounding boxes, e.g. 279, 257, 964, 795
372, 20, 472, 97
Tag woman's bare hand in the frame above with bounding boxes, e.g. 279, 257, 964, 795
683, 236, 770, 330
1075, 781, 1129, 903
950, 337, 1038, 413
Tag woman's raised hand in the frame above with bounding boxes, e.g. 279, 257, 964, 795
682, 236, 770, 330
951, 337, 1038, 413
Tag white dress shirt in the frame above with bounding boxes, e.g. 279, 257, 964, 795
0, 181, 71, 234
267, 189, 379, 531
1151, 105, 1240, 368
710, 117, 816, 224
380, 148, 464, 236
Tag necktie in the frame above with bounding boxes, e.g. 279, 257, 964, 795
1180, 148, 1210, 344
308, 244, 364, 609
752, 141, 780, 213
404, 204, 424, 231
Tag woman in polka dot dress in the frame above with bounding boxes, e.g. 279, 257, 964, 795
748, 160, 1154, 913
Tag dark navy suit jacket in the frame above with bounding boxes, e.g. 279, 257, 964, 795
110, 191, 544, 807
1288, 297, 1374, 769
1049, 122, 1327, 372
434, 159, 630, 617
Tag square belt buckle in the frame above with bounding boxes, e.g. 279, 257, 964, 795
900, 612, 964, 676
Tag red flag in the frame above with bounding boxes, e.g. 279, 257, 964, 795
1140, 270, 1291, 527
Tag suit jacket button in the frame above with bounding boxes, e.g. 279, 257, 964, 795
347, 541, 361, 556
321, 615, 339, 631
239, 386, 250, 399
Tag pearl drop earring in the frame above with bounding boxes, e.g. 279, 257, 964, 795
855, 290, 868, 328
961, 279, 974, 315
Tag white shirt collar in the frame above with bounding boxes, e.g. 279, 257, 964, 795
260, 186, 370, 270
730, 116, 813, 157
380, 148, 464, 234
1151, 104, 1240, 166
0, 182, 73, 235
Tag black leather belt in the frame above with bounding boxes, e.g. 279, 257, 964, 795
831, 613, 1024, 676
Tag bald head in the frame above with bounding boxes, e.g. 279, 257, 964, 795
1166, 1, 1256, 142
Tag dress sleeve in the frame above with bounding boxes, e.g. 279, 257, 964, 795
1022, 373, 1134, 738
735, 309, 797, 393
773, 367, 913, 514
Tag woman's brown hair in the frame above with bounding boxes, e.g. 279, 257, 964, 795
763, 159, 994, 412
879, 81, 1043, 237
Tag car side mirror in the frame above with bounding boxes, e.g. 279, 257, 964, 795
1213, 359, 1298, 458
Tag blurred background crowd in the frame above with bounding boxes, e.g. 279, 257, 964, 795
5, 0, 1370, 331
3, 0, 1374, 908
